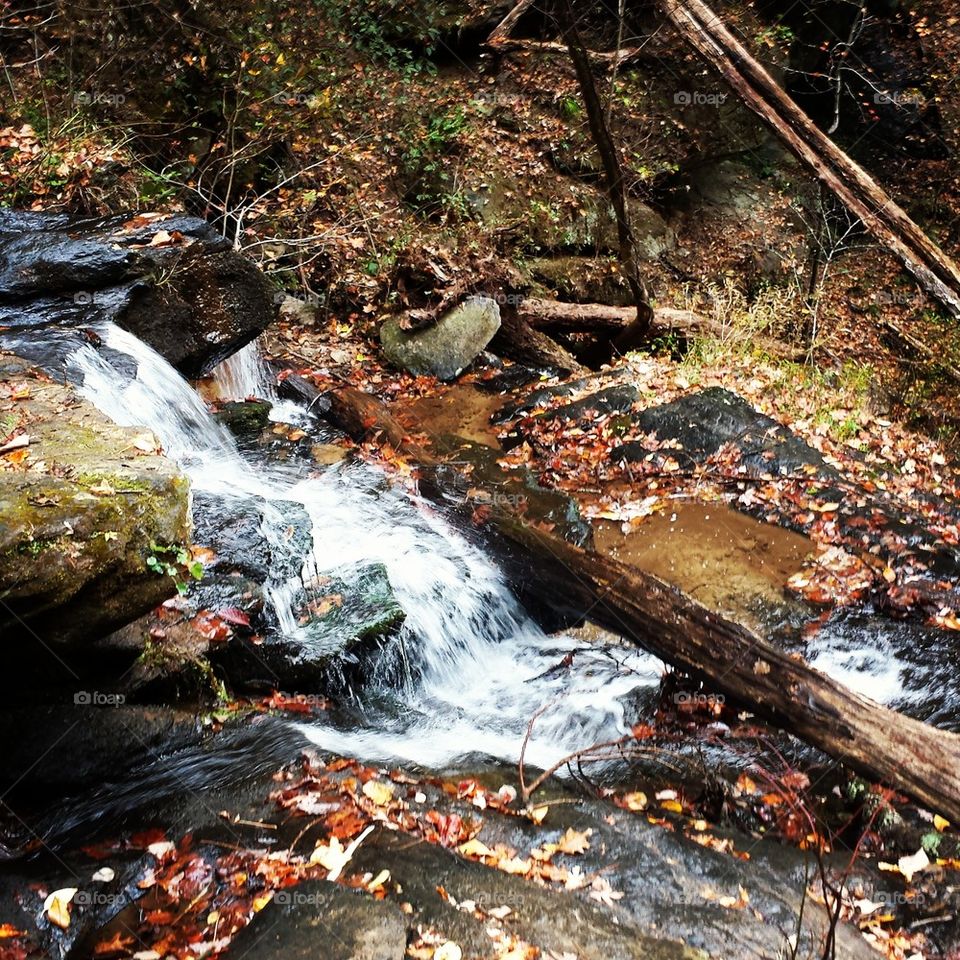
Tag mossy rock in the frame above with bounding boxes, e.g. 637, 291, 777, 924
213, 561, 405, 688
466, 171, 674, 258
214, 400, 273, 439
0, 357, 191, 646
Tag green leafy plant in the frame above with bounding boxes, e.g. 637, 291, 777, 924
147, 543, 203, 595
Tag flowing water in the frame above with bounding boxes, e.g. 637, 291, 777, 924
68, 325, 663, 772
65, 324, 960, 786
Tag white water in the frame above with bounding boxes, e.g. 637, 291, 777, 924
70, 326, 662, 770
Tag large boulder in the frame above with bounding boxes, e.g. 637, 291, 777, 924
381, 296, 501, 380
466, 171, 675, 258
0, 355, 191, 647
0, 209, 276, 377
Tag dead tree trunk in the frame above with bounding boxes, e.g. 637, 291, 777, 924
554, 0, 655, 349
658, 0, 960, 320
519, 298, 803, 358
325, 385, 960, 822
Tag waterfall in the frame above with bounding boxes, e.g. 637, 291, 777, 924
68, 324, 663, 770
210, 336, 277, 403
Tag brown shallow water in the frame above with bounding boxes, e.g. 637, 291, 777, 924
593, 500, 813, 631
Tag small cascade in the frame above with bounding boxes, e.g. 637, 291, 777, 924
211, 336, 277, 402
68, 324, 663, 771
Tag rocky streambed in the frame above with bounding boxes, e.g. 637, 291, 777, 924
3, 213, 960, 960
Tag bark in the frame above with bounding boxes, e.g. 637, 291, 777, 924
324, 385, 960, 822
658, 0, 960, 320
519, 298, 803, 358
554, 0, 655, 347
487, 0, 535, 43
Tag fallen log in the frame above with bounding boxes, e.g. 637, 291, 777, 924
492, 311, 587, 375
658, 0, 960, 320
325, 385, 960, 822
519, 297, 803, 359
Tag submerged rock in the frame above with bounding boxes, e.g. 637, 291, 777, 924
213, 400, 274, 440
380, 296, 501, 380
0, 357, 191, 647
0, 209, 276, 377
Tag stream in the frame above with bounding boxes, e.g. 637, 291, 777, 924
4, 325, 954, 959
69, 324, 663, 772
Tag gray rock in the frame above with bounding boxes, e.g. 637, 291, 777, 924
613, 386, 831, 477
228, 880, 408, 960
381, 296, 501, 380
213, 561, 406, 688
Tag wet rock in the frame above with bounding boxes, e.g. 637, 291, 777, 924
351, 833, 700, 960
228, 880, 407, 960
0, 209, 275, 377
348, 775, 878, 960
613, 387, 960, 589
472, 363, 541, 395
430, 437, 592, 550
500, 383, 640, 451
214, 562, 405, 689
536, 383, 639, 423
612, 386, 830, 476
381, 296, 501, 380
0, 359, 191, 647
192, 492, 310, 585
0, 851, 153, 960
213, 400, 274, 440
0, 705, 202, 798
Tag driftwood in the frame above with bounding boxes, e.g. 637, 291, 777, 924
492, 311, 587, 375
519, 297, 804, 359
325, 385, 960, 822
658, 0, 960, 320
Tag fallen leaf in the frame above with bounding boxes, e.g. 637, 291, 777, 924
362, 780, 394, 806
556, 828, 592, 855
458, 838, 495, 859
44, 888, 77, 929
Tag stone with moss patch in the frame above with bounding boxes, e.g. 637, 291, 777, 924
0, 356, 190, 646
